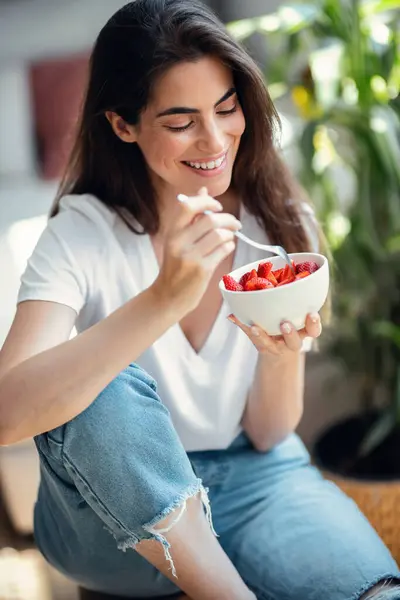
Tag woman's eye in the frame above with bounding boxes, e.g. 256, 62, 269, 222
166, 122, 193, 132
218, 105, 237, 115
165, 105, 237, 132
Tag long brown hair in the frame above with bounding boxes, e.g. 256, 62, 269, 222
52, 0, 318, 254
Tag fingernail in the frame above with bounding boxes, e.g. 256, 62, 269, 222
236, 220, 242, 229
227, 315, 235, 323
310, 313, 320, 324
251, 326, 260, 337
281, 322, 292, 335
177, 194, 188, 203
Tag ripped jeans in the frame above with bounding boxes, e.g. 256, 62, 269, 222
34, 364, 400, 599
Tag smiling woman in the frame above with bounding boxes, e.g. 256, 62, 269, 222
1, 1, 399, 600
50, 0, 312, 254
105, 59, 245, 198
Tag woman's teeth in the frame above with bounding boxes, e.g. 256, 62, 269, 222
185, 155, 225, 170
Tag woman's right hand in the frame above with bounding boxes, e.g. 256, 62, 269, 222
152, 187, 241, 315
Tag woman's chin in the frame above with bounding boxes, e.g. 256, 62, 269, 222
208, 179, 232, 198
184, 175, 232, 198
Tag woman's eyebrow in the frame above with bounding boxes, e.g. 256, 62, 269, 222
156, 87, 236, 117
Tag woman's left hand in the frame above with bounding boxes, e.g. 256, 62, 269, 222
227, 313, 322, 356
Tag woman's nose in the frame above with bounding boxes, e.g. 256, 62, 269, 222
197, 119, 225, 155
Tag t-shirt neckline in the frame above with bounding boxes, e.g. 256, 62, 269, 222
140, 204, 246, 362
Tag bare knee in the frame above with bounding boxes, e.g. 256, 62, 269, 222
360, 581, 400, 599
136, 492, 216, 578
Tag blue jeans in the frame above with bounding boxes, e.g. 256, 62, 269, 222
33, 364, 400, 599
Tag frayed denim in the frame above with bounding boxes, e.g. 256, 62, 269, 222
34, 364, 400, 599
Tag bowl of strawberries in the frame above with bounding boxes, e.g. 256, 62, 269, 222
219, 252, 329, 336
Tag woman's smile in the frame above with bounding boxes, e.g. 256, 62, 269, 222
123, 57, 246, 199
181, 149, 229, 177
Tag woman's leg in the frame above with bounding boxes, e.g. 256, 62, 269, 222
191, 434, 400, 600
35, 364, 252, 599
362, 584, 400, 599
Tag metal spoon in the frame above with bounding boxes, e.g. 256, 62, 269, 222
234, 230, 296, 275
177, 194, 296, 275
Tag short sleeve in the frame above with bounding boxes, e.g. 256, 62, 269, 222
18, 211, 89, 314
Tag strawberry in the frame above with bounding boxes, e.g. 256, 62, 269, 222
245, 277, 274, 291
257, 261, 273, 279
222, 275, 243, 291
295, 270, 310, 280
273, 268, 284, 282
266, 271, 278, 287
281, 264, 295, 281
296, 261, 319, 274
239, 269, 257, 287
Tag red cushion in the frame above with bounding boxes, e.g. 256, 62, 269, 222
30, 52, 90, 180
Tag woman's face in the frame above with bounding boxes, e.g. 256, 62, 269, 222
116, 57, 246, 200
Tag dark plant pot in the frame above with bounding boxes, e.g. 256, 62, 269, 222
313, 414, 400, 564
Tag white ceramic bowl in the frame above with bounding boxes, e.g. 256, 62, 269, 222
219, 252, 329, 336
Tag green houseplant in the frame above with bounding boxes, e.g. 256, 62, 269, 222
228, 0, 400, 557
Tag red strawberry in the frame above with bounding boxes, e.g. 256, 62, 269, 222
222, 275, 243, 291
239, 269, 257, 287
296, 261, 319, 274
257, 261, 273, 279
281, 264, 295, 281
245, 277, 274, 291
266, 271, 278, 287
273, 268, 284, 282
295, 270, 310, 280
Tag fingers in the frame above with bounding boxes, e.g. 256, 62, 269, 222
227, 315, 282, 354
173, 188, 241, 267
227, 312, 322, 354
279, 313, 321, 351
176, 188, 223, 228
171, 215, 239, 267
203, 239, 236, 270
184, 212, 241, 246
304, 313, 322, 338
195, 227, 236, 256
279, 321, 303, 352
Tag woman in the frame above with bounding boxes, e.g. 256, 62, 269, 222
0, 1, 399, 599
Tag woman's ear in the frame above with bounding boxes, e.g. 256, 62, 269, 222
105, 111, 137, 143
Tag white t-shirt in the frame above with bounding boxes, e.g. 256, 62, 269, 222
18, 194, 318, 451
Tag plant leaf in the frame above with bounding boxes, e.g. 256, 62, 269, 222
373, 321, 400, 347
387, 235, 400, 253
276, 4, 319, 34
361, 0, 400, 18
226, 18, 258, 41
